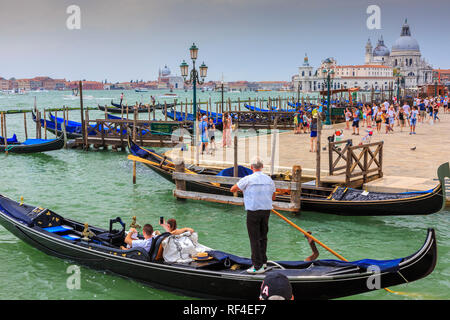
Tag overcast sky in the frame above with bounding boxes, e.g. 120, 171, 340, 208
0, 0, 449, 82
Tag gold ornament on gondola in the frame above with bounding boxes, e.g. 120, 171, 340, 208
81, 223, 95, 241
129, 216, 141, 230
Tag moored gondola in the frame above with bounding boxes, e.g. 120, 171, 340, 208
0, 134, 64, 154
0, 193, 437, 299
98, 104, 154, 114
128, 138, 449, 216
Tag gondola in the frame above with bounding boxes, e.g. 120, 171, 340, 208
98, 104, 154, 114
0, 134, 64, 154
32, 111, 82, 139
0, 193, 437, 299
128, 138, 449, 216
162, 108, 224, 131
111, 100, 174, 110
32, 112, 102, 139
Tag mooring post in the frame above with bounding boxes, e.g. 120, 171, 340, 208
291, 165, 302, 213
43, 109, 47, 139
54, 110, 59, 137
174, 159, 186, 200
1, 112, 8, 154
79, 81, 86, 150
316, 115, 322, 187
83, 109, 89, 150
133, 160, 137, 185
23, 113, 28, 140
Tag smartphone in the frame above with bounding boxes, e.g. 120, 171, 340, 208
160, 217, 164, 224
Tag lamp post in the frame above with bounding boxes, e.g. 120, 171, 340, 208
433, 71, 439, 97
394, 69, 402, 103
180, 43, 208, 146
322, 68, 334, 125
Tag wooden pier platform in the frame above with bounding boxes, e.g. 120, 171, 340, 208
165, 112, 450, 206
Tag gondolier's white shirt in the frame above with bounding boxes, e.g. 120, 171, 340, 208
237, 171, 275, 211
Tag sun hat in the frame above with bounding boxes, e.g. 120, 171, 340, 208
192, 252, 213, 261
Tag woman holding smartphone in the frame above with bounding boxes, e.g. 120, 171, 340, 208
159, 218, 195, 235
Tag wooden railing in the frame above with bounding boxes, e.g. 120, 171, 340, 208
172, 162, 303, 213
329, 139, 383, 185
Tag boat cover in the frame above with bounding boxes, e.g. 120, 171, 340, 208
208, 250, 402, 273
330, 187, 434, 201
21, 139, 56, 145
0, 134, 18, 144
216, 166, 253, 178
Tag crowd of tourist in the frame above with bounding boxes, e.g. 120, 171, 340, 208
291, 96, 448, 142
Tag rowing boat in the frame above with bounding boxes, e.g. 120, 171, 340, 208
0, 193, 437, 299
128, 138, 449, 216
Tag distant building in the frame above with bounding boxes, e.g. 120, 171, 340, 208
0, 77, 9, 91
294, 56, 394, 92
294, 19, 435, 93
157, 65, 184, 90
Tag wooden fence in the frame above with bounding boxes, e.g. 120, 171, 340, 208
328, 139, 383, 186
172, 162, 302, 213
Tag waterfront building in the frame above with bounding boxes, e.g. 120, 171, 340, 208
294, 56, 394, 93
294, 19, 434, 93
0, 77, 9, 91
365, 19, 433, 89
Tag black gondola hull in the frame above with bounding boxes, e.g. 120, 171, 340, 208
137, 161, 445, 216
0, 136, 64, 154
0, 195, 438, 300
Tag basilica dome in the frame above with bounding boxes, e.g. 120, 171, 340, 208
373, 36, 390, 56
391, 19, 420, 52
161, 65, 171, 77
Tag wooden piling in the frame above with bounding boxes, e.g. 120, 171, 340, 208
174, 160, 186, 200
43, 109, 47, 139
23, 113, 28, 140
290, 165, 302, 212
79, 81, 86, 150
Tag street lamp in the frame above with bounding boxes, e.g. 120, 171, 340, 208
394, 69, 402, 103
180, 43, 208, 145
433, 71, 439, 97
322, 68, 334, 125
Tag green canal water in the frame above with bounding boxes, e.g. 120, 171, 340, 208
0, 90, 448, 300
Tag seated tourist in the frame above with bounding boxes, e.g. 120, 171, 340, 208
160, 218, 194, 236
120, 224, 154, 252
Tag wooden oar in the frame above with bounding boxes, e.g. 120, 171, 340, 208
271, 208, 401, 295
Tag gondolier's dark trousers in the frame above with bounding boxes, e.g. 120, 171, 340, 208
246, 210, 270, 269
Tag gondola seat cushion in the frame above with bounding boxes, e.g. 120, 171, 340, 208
148, 232, 171, 262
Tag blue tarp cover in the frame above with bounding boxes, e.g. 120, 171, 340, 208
217, 166, 253, 178
208, 250, 402, 273
22, 139, 55, 145
0, 134, 18, 144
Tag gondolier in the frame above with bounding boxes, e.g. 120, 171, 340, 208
230, 157, 276, 274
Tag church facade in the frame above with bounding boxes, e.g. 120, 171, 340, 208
294, 19, 434, 93
365, 19, 434, 89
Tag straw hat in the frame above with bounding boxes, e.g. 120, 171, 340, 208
192, 252, 213, 261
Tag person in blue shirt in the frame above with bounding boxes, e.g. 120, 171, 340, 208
419, 100, 426, 123
199, 116, 209, 154
351, 107, 360, 135
121, 224, 154, 252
